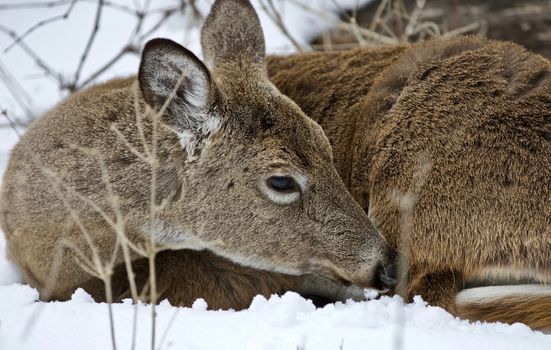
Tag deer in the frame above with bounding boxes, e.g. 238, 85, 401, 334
94, 1, 551, 330
3, 0, 550, 331
0, 0, 396, 309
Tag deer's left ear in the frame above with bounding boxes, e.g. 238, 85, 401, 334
139, 38, 221, 156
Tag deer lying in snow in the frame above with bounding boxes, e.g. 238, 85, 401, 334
0, 0, 395, 309
2, 0, 550, 331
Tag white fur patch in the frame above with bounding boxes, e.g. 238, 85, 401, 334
456, 285, 551, 305
202, 114, 221, 134
263, 187, 300, 205
176, 114, 221, 160
177, 130, 195, 156
212, 249, 302, 276
144, 220, 207, 250
142, 220, 302, 276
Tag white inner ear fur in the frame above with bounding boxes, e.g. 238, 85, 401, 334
176, 64, 210, 111
150, 54, 210, 112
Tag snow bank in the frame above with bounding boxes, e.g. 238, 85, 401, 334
0, 285, 549, 350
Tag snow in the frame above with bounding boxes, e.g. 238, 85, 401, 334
0, 1, 550, 349
0, 285, 549, 350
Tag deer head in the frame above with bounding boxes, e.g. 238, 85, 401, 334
138, 0, 396, 291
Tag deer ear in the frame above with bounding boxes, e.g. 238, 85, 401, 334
201, 0, 265, 68
139, 38, 221, 157
139, 38, 217, 133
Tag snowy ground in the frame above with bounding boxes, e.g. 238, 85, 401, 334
0, 1, 551, 349
1, 282, 550, 350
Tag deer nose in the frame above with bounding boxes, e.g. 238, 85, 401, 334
377, 263, 397, 289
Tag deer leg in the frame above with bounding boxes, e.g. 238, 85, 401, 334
407, 269, 463, 314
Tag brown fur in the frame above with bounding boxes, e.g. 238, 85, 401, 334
84, 35, 551, 328
81, 250, 298, 310
457, 295, 551, 331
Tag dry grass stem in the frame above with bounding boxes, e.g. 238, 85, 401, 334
259, 0, 306, 51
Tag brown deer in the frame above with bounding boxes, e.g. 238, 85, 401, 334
96, 1, 551, 330
124, 29, 551, 329
0, 0, 395, 307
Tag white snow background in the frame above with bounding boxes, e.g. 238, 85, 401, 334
0, 1, 550, 349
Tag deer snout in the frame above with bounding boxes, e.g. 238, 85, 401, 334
375, 247, 398, 290
376, 261, 398, 290
349, 246, 398, 292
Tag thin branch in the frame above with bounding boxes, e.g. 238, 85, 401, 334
0, 62, 35, 119
329, 0, 366, 46
0, 0, 72, 10
0, 0, 137, 15
0, 109, 23, 137
104, 276, 118, 350
156, 308, 180, 350
287, 0, 397, 45
3, 0, 78, 53
259, 0, 306, 52
442, 21, 481, 37
77, 45, 137, 89
71, 0, 105, 90
76, 6, 180, 90
0, 24, 63, 84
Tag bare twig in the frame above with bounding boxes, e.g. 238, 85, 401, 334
3, 0, 78, 53
0, 61, 35, 119
391, 155, 431, 350
0, 24, 64, 84
259, 0, 306, 52
71, 0, 105, 91
77, 6, 181, 90
156, 308, 180, 350
0, 0, 73, 10
330, 0, 366, 46
0, 109, 22, 137
287, 0, 397, 44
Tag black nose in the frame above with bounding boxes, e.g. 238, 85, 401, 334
377, 263, 397, 289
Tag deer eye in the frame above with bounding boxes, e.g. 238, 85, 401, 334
267, 176, 299, 193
